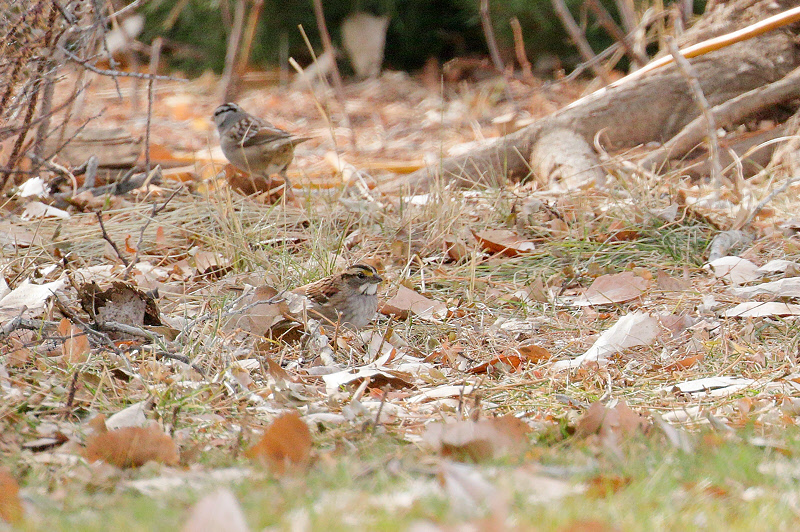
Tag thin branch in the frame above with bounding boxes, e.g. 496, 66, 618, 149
479, 0, 516, 105
584, 0, 648, 68
218, 0, 246, 101
236, 0, 265, 81
614, 5, 800, 87
59, 46, 184, 81
91, 0, 122, 98
145, 38, 163, 173
509, 18, 535, 84
667, 37, 724, 187
311, 0, 355, 149
551, 0, 612, 84
122, 185, 182, 279
641, 65, 800, 170
95, 211, 130, 267
480, 0, 505, 72
742, 175, 800, 228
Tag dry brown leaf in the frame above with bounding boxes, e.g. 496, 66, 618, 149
557, 519, 621, 532
661, 354, 705, 372
468, 352, 527, 374
585, 474, 632, 498
245, 411, 312, 475
655, 270, 691, 292
424, 416, 530, 462
0, 222, 40, 248
575, 271, 650, 306
58, 318, 90, 364
518, 341, 553, 363
194, 250, 232, 277
78, 282, 161, 327
0, 468, 23, 524
575, 401, 650, 440
596, 220, 639, 243
472, 229, 535, 257
84, 425, 180, 468
381, 285, 447, 321
443, 234, 469, 262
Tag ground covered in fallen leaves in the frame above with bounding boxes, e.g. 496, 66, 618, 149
3, 69, 800, 530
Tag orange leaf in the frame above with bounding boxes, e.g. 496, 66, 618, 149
84, 425, 179, 468
155, 226, 166, 248
245, 412, 312, 475
518, 342, 552, 363
124, 234, 137, 253
59, 318, 90, 364
468, 354, 524, 374
0, 468, 23, 524
661, 353, 704, 372
472, 229, 535, 257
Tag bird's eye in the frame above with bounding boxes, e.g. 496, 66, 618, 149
357, 272, 366, 279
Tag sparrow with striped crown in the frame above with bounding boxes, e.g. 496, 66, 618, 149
293, 264, 383, 329
213, 102, 310, 197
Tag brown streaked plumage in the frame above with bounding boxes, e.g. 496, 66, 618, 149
292, 264, 383, 329
213, 102, 310, 196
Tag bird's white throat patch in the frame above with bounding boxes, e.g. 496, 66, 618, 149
361, 284, 378, 296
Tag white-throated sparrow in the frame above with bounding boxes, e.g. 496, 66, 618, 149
292, 263, 383, 329
213, 102, 310, 196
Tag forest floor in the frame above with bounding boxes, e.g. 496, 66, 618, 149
3, 67, 800, 530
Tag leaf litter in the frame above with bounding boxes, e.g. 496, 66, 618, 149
3, 49, 800, 530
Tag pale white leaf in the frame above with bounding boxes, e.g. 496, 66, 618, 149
723, 302, 800, 318
552, 311, 660, 370
705, 256, 759, 285
728, 278, 800, 299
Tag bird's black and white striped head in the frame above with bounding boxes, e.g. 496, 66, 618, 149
213, 102, 245, 130
342, 264, 383, 296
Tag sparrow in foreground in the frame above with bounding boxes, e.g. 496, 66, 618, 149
292, 264, 383, 329
213, 102, 310, 197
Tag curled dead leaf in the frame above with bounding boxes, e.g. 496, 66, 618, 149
575, 401, 650, 440
473, 229, 535, 257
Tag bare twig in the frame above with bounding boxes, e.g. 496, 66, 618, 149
91, 0, 122, 98
666, 37, 724, 187
63, 371, 80, 415
83, 0, 148, 29
236, 0, 264, 81
479, 0, 516, 105
742, 175, 800, 228
311, 0, 355, 149
59, 46, 184, 81
480, 0, 504, 73
551, 0, 612, 84
41, 110, 105, 164
122, 185, 182, 279
145, 37, 163, 173
155, 351, 205, 375
95, 211, 130, 267
218, 0, 246, 101
96, 321, 159, 342
509, 18, 535, 84
584, 0, 648, 68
